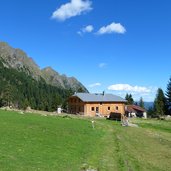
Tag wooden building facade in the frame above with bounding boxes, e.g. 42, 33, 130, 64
68, 93, 126, 117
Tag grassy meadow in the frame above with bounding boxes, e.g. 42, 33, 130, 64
0, 110, 171, 171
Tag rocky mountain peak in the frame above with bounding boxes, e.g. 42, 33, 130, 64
0, 41, 88, 93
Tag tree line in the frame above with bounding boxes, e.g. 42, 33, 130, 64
125, 93, 145, 109
0, 60, 75, 111
125, 77, 171, 117
148, 77, 171, 117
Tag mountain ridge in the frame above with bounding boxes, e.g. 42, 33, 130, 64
0, 41, 88, 93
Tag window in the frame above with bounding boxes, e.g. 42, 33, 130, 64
108, 107, 110, 111
116, 106, 119, 111
91, 107, 95, 111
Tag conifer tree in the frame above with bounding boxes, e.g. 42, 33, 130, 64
166, 77, 171, 115
125, 93, 134, 105
154, 88, 166, 116
3, 84, 13, 107
139, 97, 145, 109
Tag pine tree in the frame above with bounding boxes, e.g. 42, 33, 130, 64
154, 88, 166, 116
0, 59, 82, 111
166, 77, 171, 115
0, 98, 3, 107
147, 106, 155, 118
3, 84, 13, 107
125, 93, 134, 105
125, 93, 129, 101
77, 87, 85, 93
139, 97, 145, 109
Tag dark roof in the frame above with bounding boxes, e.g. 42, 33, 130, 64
72, 93, 127, 103
126, 105, 146, 113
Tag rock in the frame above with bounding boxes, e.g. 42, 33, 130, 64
19, 111, 24, 114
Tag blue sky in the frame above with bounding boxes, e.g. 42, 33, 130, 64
0, 0, 171, 101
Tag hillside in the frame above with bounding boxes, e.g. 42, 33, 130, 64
144, 102, 154, 109
0, 42, 88, 92
41, 67, 86, 91
0, 42, 88, 111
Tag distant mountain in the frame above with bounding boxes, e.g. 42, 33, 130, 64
0, 42, 42, 79
0, 41, 88, 111
41, 67, 86, 91
144, 102, 154, 110
0, 42, 88, 93
134, 102, 154, 110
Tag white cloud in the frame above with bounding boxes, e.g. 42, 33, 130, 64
82, 25, 94, 33
99, 63, 107, 68
52, 0, 92, 21
108, 84, 151, 93
107, 84, 157, 102
97, 22, 126, 35
88, 83, 101, 88
77, 25, 94, 36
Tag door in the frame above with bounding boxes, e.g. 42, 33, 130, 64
96, 107, 99, 113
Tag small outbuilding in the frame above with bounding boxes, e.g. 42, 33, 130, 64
125, 105, 147, 118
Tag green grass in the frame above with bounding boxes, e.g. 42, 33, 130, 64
0, 110, 171, 171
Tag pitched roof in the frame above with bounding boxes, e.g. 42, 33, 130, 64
126, 105, 146, 113
72, 93, 127, 103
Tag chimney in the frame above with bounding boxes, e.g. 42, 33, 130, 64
102, 91, 105, 96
